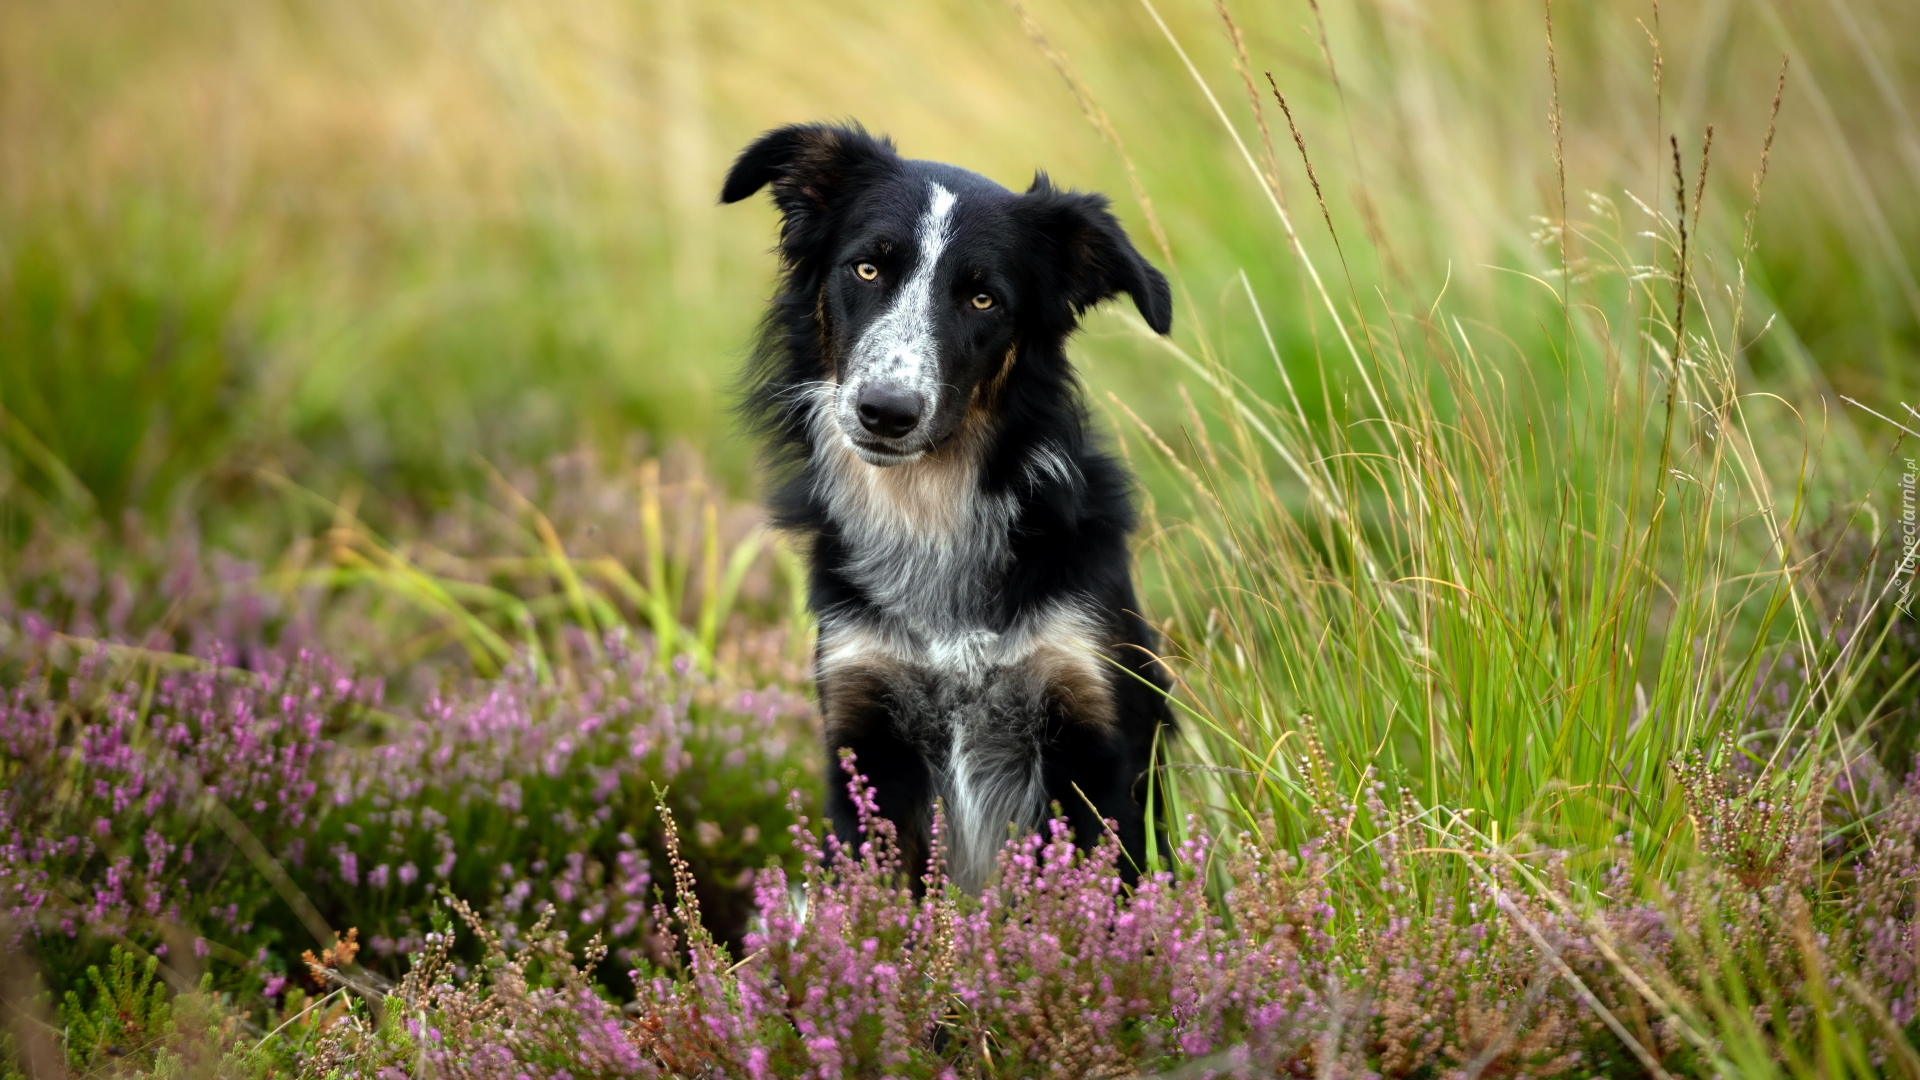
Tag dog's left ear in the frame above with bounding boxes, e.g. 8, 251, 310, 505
1023, 176, 1173, 335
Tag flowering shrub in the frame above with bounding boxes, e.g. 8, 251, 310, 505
0, 645, 370, 987
0, 445, 805, 697
11, 629, 1920, 1077
445, 765, 1643, 1077
5, 529, 1920, 1076
0, 622, 815, 1011
302, 900, 653, 1080
308, 633, 812, 976
288, 751, 1920, 1079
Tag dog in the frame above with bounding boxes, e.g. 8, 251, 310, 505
721, 122, 1174, 893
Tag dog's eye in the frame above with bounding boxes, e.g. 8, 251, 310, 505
854, 262, 880, 281
970, 292, 995, 310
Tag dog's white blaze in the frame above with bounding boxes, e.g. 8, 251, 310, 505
840, 182, 958, 433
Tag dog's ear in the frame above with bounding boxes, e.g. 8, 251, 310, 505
1023, 175, 1173, 335
720, 123, 897, 259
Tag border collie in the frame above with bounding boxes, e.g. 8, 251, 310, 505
721, 122, 1174, 893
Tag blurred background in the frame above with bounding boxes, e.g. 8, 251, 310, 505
0, 0, 1914, 667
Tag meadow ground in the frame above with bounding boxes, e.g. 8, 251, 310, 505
3, 0, 1920, 1075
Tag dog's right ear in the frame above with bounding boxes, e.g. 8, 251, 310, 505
720, 124, 896, 257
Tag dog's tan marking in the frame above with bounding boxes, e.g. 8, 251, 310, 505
1026, 644, 1119, 732
814, 283, 837, 379
818, 663, 912, 740
974, 342, 1020, 413
1013, 602, 1118, 733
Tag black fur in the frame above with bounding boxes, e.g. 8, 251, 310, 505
723, 121, 1174, 888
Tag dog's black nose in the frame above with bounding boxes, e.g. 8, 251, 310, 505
856, 383, 922, 439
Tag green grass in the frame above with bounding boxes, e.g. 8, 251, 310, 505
1131, 108, 1878, 865
0, 202, 253, 525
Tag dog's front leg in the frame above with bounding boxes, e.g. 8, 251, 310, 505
1042, 709, 1149, 885
1024, 638, 1156, 885
819, 668, 936, 888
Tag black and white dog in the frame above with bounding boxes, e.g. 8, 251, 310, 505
721, 122, 1174, 893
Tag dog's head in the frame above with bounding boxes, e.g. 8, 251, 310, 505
722, 122, 1172, 466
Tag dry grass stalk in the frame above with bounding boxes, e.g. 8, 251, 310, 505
1544, 0, 1570, 291
1671, 134, 1691, 368
1742, 55, 1791, 262
1214, 0, 1284, 209
1268, 74, 1337, 253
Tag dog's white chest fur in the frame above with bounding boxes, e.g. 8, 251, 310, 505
817, 432, 1015, 642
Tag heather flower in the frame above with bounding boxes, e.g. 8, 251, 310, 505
0, 645, 364, 973
309, 632, 811, 972
0, 615, 813, 1016
577, 765, 1627, 1076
